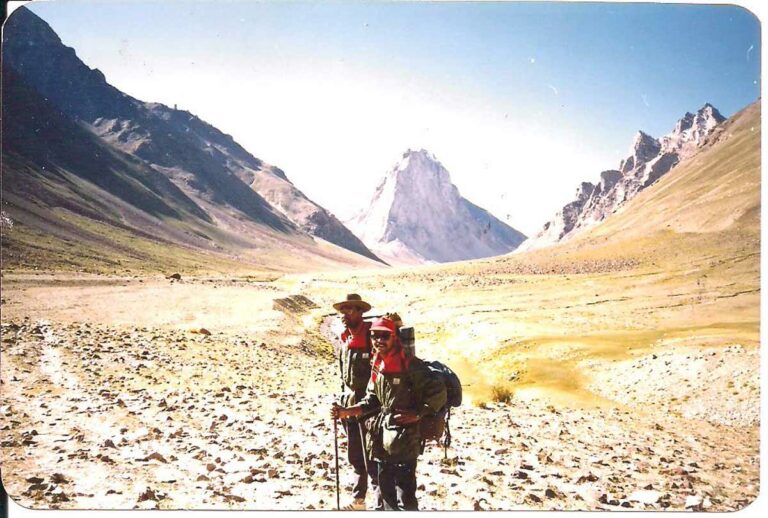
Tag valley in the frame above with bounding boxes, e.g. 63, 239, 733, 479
0, 4, 760, 512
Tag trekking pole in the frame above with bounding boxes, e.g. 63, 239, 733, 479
357, 420, 369, 476
333, 416, 340, 510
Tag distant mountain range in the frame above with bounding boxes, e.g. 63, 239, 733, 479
2, 6, 383, 270
518, 103, 726, 252
346, 149, 526, 264
1, 6, 741, 274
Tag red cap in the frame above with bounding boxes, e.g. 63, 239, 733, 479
370, 317, 397, 334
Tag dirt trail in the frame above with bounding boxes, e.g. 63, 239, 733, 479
0, 277, 759, 510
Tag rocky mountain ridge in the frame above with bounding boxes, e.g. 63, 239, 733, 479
346, 149, 526, 264
519, 104, 726, 251
3, 6, 381, 263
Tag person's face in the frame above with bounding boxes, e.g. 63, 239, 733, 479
339, 304, 363, 329
371, 329, 396, 355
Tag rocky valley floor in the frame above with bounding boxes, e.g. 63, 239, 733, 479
0, 274, 759, 511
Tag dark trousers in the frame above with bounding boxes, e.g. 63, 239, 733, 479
376, 460, 418, 511
345, 419, 379, 501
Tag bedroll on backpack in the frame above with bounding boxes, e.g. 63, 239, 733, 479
425, 360, 462, 408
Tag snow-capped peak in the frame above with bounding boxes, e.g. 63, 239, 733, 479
347, 149, 526, 264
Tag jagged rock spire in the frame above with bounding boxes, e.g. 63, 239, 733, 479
518, 103, 727, 252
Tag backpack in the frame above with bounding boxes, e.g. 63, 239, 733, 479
384, 315, 463, 453
420, 408, 447, 443
419, 361, 462, 457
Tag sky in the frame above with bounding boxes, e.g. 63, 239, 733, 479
18, 0, 761, 236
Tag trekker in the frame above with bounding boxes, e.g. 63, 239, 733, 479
332, 317, 447, 511
333, 293, 378, 510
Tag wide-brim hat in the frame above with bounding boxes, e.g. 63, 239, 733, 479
333, 293, 371, 313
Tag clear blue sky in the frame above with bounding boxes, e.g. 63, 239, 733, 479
18, 0, 761, 235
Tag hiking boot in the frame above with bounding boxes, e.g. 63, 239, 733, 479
341, 498, 366, 511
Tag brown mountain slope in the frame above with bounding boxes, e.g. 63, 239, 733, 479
555, 100, 759, 259
1, 71, 382, 275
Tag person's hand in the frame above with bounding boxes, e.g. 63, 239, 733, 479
392, 410, 420, 425
331, 403, 354, 420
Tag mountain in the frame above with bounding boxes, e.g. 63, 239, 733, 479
234, 166, 382, 262
1, 7, 381, 273
346, 149, 526, 264
3, 66, 210, 232
2, 6, 382, 264
570, 101, 758, 247
519, 104, 726, 252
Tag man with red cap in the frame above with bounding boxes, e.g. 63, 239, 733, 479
333, 294, 378, 510
332, 316, 447, 511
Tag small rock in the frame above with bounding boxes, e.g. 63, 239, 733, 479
51, 492, 70, 503
51, 473, 69, 485
576, 473, 598, 483
138, 488, 158, 502
629, 490, 661, 504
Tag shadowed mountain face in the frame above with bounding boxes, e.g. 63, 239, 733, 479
2, 68, 209, 225
2, 66, 241, 272
347, 149, 526, 264
2, 6, 382, 262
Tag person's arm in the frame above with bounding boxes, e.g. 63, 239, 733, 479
391, 363, 448, 425
331, 404, 362, 420
330, 380, 381, 419
356, 381, 382, 415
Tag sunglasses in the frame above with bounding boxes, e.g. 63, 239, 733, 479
371, 331, 392, 341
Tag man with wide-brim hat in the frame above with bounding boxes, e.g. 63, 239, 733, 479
333, 293, 378, 510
